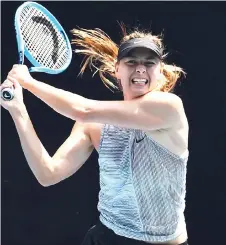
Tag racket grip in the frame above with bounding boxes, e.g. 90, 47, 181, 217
1, 87, 14, 101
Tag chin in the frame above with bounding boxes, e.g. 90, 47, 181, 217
132, 90, 149, 99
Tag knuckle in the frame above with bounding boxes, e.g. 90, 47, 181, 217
4, 81, 13, 86
1, 84, 12, 90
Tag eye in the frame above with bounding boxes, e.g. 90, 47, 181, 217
126, 60, 137, 65
145, 61, 155, 67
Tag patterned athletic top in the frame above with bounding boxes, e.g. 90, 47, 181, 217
97, 124, 189, 243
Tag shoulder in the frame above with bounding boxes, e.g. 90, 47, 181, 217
143, 91, 183, 108
143, 91, 188, 130
72, 122, 104, 141
142, 91, 185, 119
144, 93, 189, 152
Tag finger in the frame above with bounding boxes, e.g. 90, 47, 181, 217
0, 80, 13, 89
6, 76, 17, 85
7, 72, 17, 80
8, 71, 16, 77
1, 78, 13, 86
8, 76, 21, 89
7, 76, 17, 85
13, 64, 19, 68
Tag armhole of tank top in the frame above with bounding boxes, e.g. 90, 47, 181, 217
97, 124, 107, 155
133, 128, 189, 160
144, 132, 189, 160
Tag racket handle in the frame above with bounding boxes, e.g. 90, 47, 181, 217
1, 87, 14, 101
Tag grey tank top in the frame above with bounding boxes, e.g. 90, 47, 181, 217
97, 124, 189, 243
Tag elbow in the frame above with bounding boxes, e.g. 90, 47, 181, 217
36, 166, 61, 187
72, 103, 93, 123
38, 178, 61, 187
39, 181, 52, 187
37, 176, 56, 187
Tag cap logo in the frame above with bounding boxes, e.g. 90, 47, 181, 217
133, 40, 143, 44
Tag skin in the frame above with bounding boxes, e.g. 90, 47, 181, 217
115, 47, 163, 100
1, 47, 189, 245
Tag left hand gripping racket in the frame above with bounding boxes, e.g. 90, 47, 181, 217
1, 1, 72, 101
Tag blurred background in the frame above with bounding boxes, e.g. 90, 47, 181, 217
1, 1, 226, 245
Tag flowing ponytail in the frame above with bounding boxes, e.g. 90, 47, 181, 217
71, 28, 119, 91
71, 24, 185, 93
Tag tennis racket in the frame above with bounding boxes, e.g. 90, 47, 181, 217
1, 1, 72, 101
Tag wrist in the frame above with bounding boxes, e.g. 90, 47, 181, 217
23, 77, 36, 90
9, 104, 28, 118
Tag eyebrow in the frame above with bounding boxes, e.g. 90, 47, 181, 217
126, 55, 157, 60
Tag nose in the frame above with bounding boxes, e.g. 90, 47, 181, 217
136, 65, 146, 74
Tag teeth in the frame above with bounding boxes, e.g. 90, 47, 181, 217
133, 79, 146, 82
132, 78, 147, 84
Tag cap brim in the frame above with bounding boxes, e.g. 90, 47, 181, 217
117, 40, 163, 61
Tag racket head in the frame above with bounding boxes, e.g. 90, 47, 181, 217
15, 1, 72, 74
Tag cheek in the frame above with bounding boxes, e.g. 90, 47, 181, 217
118, 66, 133, 80
149, 66, 161, 80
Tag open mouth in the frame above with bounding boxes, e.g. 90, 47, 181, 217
131, 78, 148, 85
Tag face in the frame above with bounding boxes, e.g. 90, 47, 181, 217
115, 47, 162, 100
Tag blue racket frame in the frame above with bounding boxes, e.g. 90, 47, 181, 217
15, 1, 72, 74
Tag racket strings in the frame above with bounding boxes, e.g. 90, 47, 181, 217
19, 6, 69, 69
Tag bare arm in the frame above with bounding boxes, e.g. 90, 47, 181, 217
11, 106, 94, 186
22, 76, 184, 131
8, 65, 185, 131
84, 91, 184, 130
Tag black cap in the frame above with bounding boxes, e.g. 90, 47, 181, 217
117, 38, 163, 61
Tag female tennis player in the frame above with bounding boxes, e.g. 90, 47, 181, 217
1, 26, 189, 245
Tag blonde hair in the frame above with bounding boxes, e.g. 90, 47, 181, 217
71, 24, 185, 93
